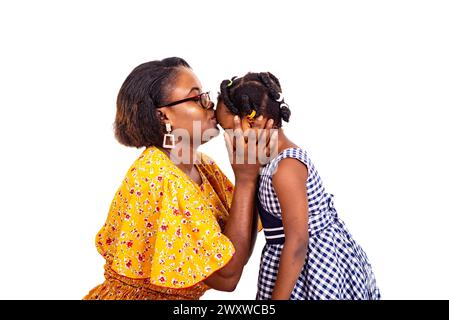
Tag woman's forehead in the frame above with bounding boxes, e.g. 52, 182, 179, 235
172, 67, 202, 95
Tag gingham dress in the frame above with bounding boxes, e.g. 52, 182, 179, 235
256, 147, 380, 300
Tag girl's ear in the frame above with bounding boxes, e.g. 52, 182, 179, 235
250, 115, 268, 129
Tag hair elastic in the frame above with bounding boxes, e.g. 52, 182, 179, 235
276, 92, 284, 102
247, 110, 256, 120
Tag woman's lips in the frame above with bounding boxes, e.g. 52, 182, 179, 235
209, 111, 218, 125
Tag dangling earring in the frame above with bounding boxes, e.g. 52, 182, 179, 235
163, 123, 175, 149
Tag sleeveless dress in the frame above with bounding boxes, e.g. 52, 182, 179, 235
256, 147, 380, 300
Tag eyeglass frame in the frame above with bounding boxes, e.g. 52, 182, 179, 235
156, 92, 213, 109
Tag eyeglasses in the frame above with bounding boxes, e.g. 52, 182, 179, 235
157, 92, 213, 109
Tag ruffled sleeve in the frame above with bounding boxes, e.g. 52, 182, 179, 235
96, 147, 236, 289
197, 152, 263, 232
150, 177, 235, 288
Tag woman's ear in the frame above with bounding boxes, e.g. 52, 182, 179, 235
156, 107, 172, 124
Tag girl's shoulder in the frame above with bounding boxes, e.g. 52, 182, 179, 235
267, 147, 310, 174
276, 146, 308, 161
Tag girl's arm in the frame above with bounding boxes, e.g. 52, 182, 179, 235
271, 158, 309, 300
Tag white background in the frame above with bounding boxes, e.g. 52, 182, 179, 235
0, 0, 448, 300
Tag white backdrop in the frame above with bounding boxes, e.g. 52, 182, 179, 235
0, 0, 448, 299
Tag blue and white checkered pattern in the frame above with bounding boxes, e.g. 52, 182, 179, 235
256, 148, 380, 300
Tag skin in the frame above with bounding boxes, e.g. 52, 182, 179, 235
157, 67, 219, 185
216, 101, 310, 299
157, 67, 274, 292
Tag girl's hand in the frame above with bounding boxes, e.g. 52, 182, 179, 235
224, 116, 277, 183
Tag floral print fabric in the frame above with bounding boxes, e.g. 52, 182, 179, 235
95, 146, 235, 289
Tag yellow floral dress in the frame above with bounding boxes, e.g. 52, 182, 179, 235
84, 146, 236, 300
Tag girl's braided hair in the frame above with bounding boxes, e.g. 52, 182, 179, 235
218, 72, 291, 127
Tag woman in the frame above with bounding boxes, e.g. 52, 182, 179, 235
84, 58, 273, 300
216, 72, 380, 300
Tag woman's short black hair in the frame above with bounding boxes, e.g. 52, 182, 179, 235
114, 57, 190, 148
218, 72, 291, 127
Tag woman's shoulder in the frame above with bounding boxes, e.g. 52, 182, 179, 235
118, 146, 181, 194
132, 146, 180, 175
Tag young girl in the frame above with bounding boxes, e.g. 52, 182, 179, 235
216, 72, 381, 300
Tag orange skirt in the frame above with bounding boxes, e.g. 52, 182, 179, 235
83, 264, 209, 300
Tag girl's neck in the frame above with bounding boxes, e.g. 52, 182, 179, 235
275, 128, 298, 154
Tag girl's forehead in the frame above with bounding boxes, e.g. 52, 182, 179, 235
216, 100, 231, 113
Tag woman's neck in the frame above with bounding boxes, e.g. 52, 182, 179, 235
160, 142, 199, 171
